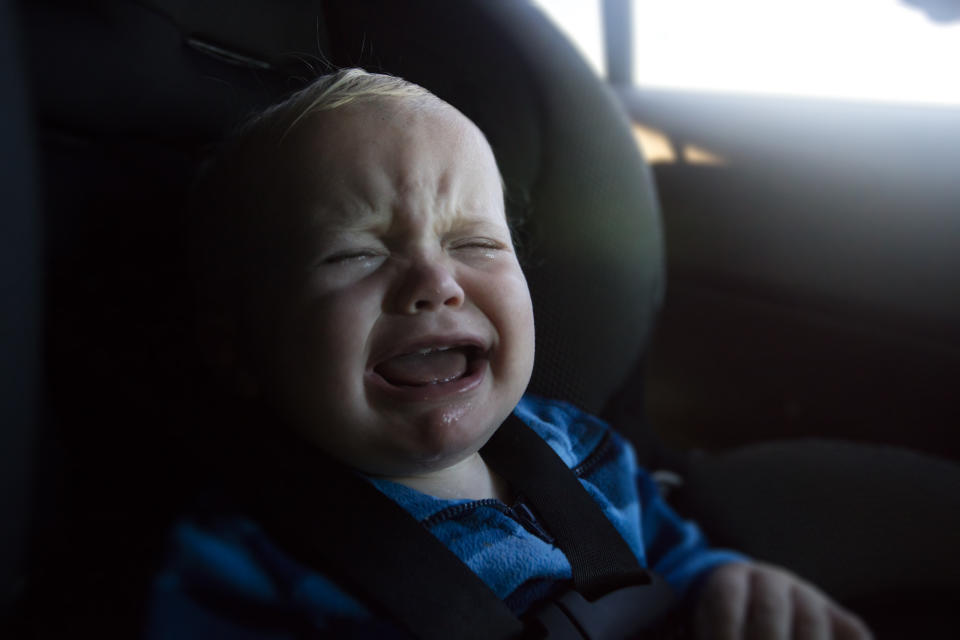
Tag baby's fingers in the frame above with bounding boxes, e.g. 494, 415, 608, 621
789, 579, 831, 639
694, 563, 749, 640
828, 604, 874, 640
744, 567, 792, 640
787, 571, 873, 640
694, 562, 874, 640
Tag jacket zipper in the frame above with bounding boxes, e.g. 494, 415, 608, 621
422, 498, 556, 545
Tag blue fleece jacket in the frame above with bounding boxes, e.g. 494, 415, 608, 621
144, 396, 745, 638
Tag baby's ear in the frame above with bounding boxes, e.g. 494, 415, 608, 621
196, 310, 261, 398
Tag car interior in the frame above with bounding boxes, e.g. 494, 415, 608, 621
3, 0, 959, 637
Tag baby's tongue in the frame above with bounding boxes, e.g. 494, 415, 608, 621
376, 348, 469, 386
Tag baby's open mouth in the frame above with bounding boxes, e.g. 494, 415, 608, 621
374, 345, 484, 387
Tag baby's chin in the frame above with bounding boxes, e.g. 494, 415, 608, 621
356, 400, 507, 475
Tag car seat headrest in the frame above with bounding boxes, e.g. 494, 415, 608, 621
28, 0, 663, 421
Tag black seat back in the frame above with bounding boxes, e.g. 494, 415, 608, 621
1, 0, 41, 620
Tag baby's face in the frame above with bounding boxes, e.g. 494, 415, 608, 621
249, 98, 535, 478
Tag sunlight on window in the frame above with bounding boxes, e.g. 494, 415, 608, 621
632, 123, 676, 164
682, 144, 728, 166
633, 0, 960, 105
632, 123, 729, 166
533, 0, 605, 77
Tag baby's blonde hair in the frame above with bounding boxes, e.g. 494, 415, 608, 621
249, 67, 434, 142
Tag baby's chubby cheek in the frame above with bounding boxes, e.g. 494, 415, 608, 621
510, 265, 534, 348
500, 270, 536, 384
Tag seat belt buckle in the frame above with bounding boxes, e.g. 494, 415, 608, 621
524, 572, 678, 640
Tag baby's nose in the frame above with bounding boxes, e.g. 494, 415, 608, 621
395, 257, 465, 314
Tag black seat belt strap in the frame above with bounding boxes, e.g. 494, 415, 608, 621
248, 456, 525, 640
482, 414, 653, 600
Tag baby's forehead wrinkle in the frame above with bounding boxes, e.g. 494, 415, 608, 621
303, 153, 395, 233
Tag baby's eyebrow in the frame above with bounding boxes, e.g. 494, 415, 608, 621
450, 219, 505, 233
451, 213, 511, 231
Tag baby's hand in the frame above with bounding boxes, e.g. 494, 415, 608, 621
694, 562, 873, 640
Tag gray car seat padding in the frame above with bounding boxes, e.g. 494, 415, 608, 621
1, 0, 41, 618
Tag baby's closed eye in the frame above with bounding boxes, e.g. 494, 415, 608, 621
322, 248, 388, 264
449, 237, 511, 260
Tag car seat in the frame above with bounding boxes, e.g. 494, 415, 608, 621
1, 0, 41, 626
7, 0, 960, 636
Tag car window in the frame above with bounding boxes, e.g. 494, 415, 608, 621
539, 0, 960, 106
533, 0, 606, 77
